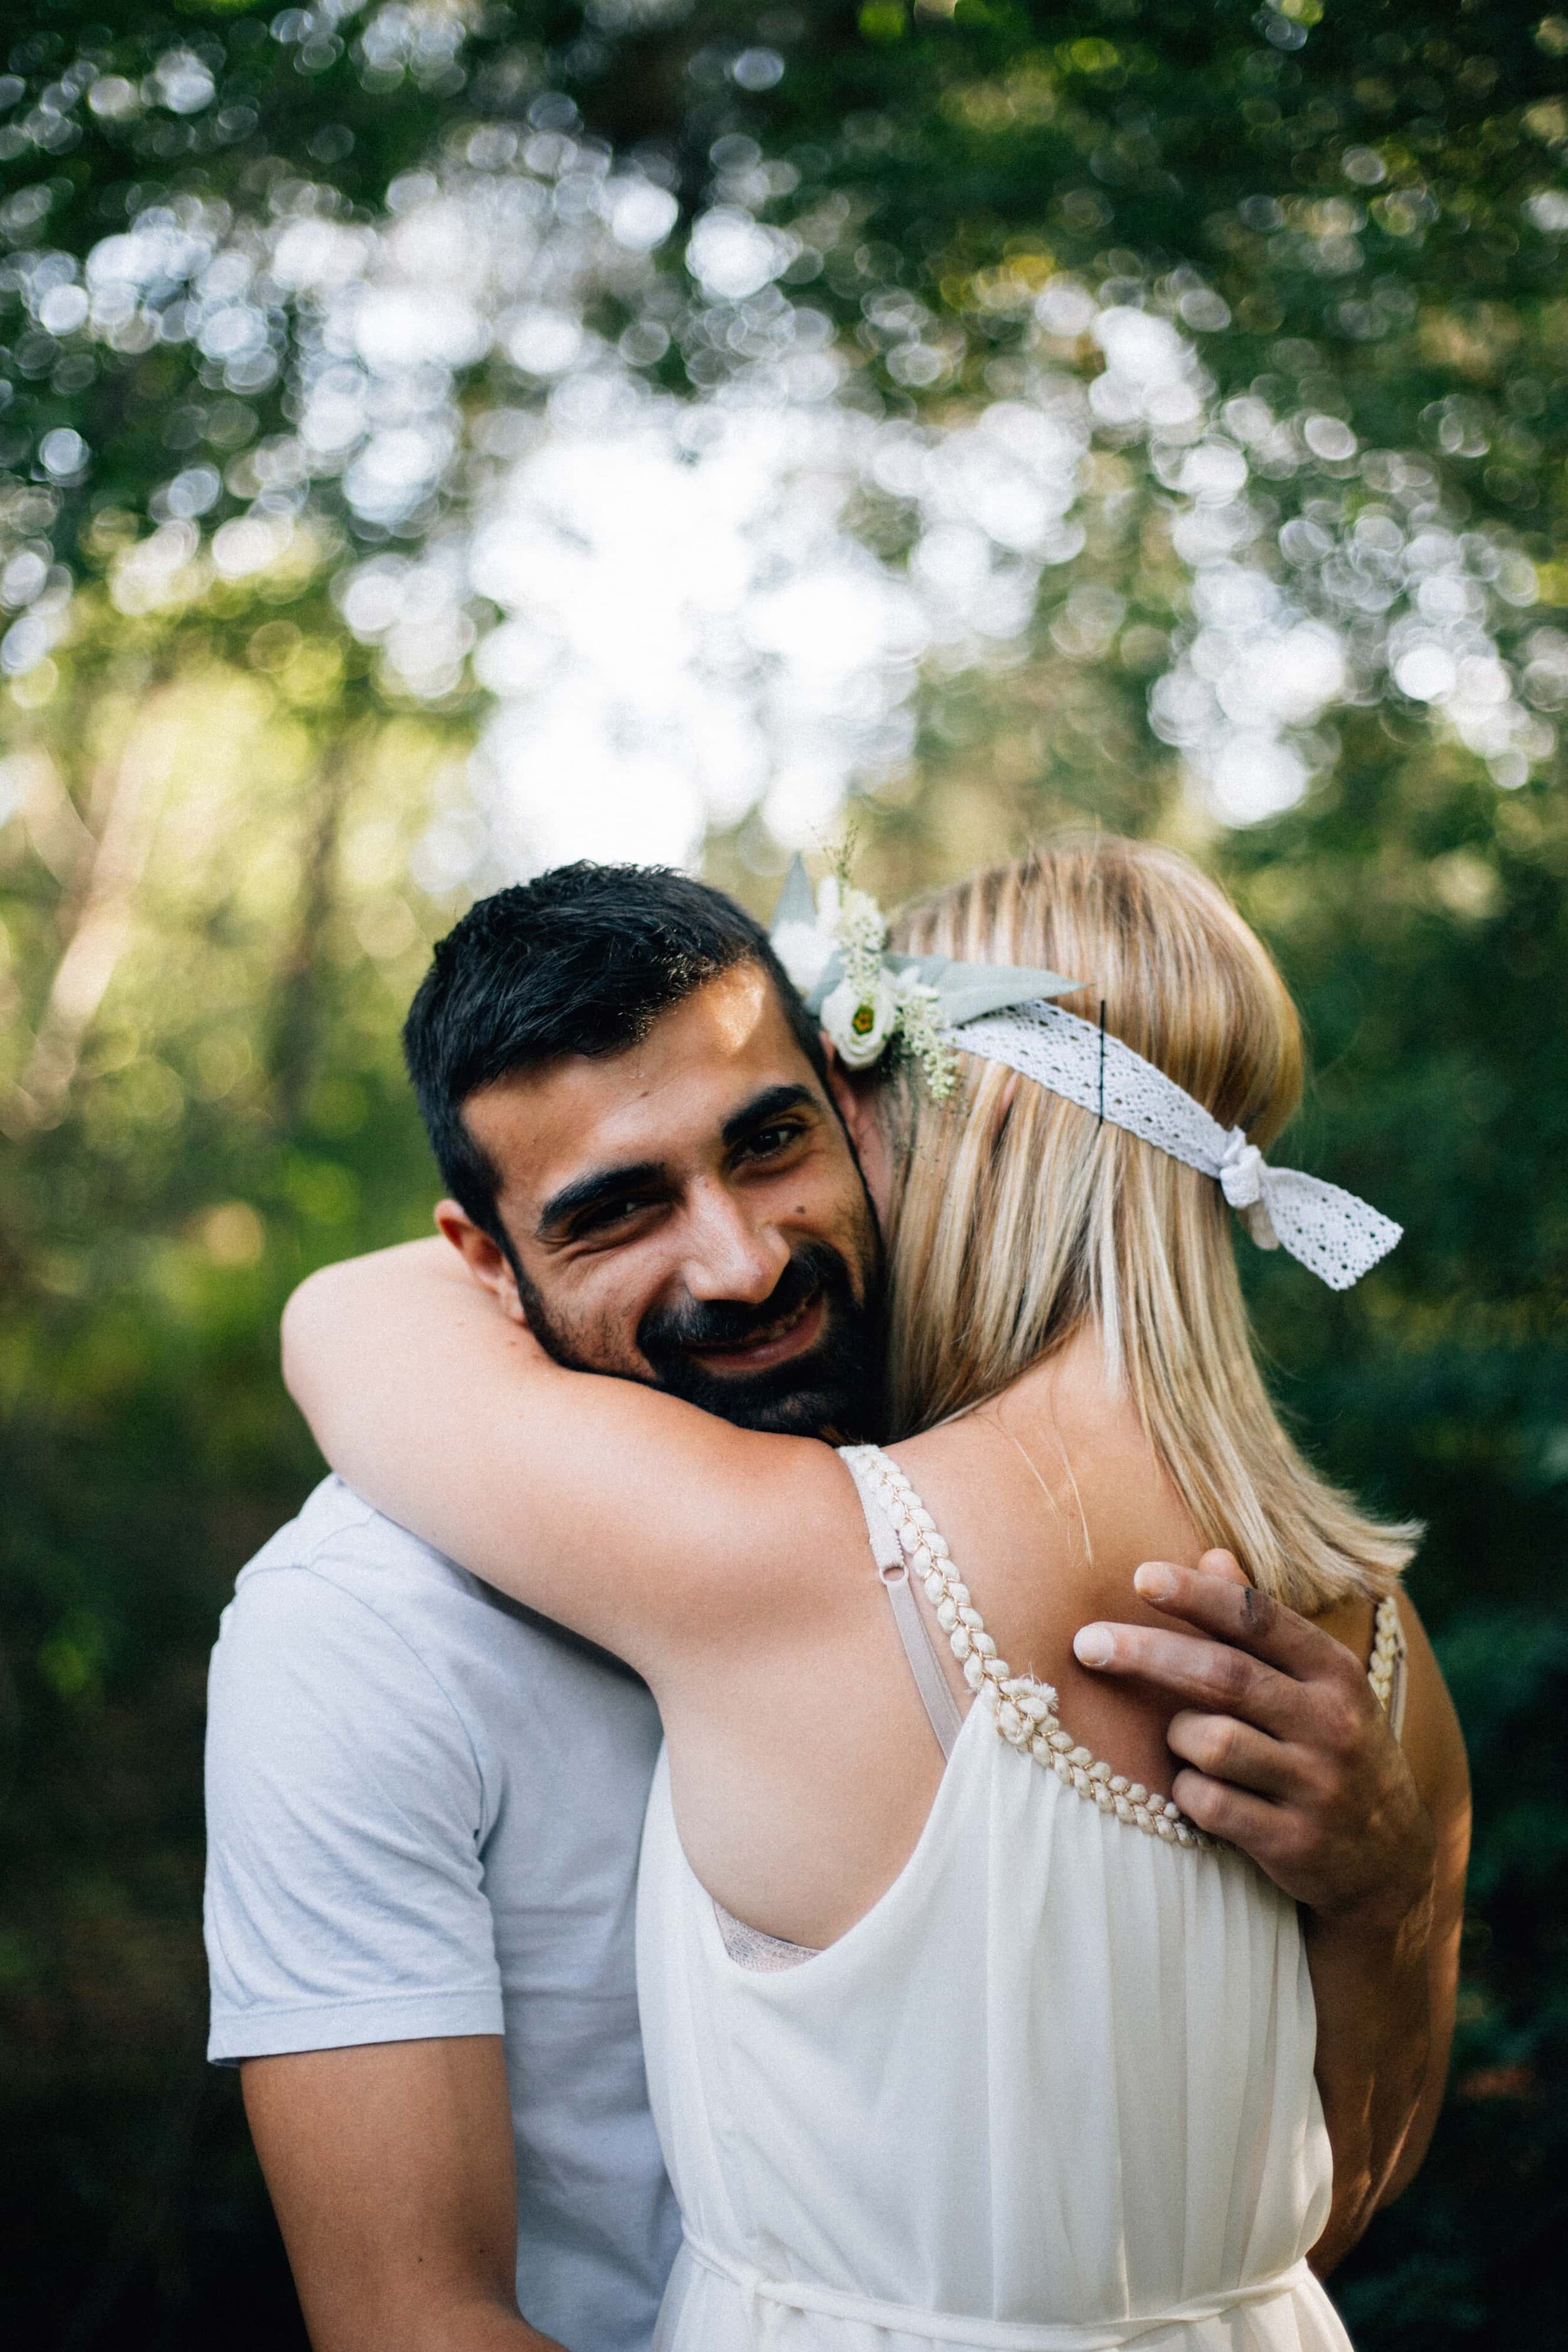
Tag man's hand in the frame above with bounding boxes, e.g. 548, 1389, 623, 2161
1073, 1556, 1468, 2275
1074, 1555, 1433, 1924
243, 2036, 568, 2352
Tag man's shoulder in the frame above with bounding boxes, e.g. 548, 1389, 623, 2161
219, 1475, 651, 1712
228, 1476, 517, 1645
211, 1481, 475, 1740
208, 1476, 663, 1900
238, 1471, 458, 1584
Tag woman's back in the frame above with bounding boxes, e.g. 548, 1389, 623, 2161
649, 1345, 1241, 1947
638, 1439, 1357, 2351
900, 1333, 1258, 1803
659, 1332, 1346, 1955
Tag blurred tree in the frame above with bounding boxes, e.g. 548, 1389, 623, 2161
3, 2, 1563, 728
1207, 711, 1568, 2346
0, 548, 471, 2346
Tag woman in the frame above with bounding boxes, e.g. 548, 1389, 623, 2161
285, 837, 1468, 2351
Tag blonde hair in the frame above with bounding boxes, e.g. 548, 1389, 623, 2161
886, 834, 1416, 1613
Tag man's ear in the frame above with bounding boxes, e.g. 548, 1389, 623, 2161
820, 1035, 893, 1224
433, 1199, 529, 1326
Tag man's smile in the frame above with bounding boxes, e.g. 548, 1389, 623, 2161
682, 1290, 826, 1377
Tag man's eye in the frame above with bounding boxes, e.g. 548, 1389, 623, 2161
742, 1122, 804, 1160
576, 1198, 652, 1238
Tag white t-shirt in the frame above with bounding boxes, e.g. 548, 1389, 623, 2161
204, 1475, 680, 2352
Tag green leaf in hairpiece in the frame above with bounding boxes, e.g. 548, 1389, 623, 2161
886, 953, 1079, 1029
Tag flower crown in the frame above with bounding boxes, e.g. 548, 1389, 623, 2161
768, 856, 1401, 1288
768, 855, 1076, 1099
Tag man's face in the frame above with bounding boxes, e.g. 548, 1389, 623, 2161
444, 963, 884, 1438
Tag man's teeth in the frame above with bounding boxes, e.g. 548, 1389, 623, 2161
701, 1298, 812, 1355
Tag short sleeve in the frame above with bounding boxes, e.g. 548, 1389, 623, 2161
204, 1564, 505, 2062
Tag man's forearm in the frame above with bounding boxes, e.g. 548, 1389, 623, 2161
391, 2295, 566, 2352
280, 2244, 569, 2352
1305, 1888, 1434, 2275
243, 2040, 568, 2352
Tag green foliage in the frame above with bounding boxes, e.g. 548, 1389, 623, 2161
1214, 727, 1568, 2338
3, 1, 1566, 2343
2, 1047, 435, 2345
6, 2, 1567, 585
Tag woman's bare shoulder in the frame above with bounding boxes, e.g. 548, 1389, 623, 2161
897, 1352, 1197, 1579
1310, 1591, 1377, 1665
889, 1383, 1208, 1799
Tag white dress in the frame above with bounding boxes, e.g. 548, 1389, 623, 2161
637, 1445, 1401, 2351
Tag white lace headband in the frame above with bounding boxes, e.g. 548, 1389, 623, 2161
770, 857, 1402, 1292
956, 1000, 1401, 1292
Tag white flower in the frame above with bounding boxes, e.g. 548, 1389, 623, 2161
821, 971, 901, 1067
827, 880, 887, 959
891, 972, 960, 1101
772, 916, 837, 998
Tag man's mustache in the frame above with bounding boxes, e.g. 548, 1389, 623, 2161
637, 1245, 840, 1364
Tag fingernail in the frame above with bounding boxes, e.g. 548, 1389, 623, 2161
1074, 1625, 1114, 1668
1134, 1563, 1177, 1601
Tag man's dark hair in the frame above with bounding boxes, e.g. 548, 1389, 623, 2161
403, 862, 831, 1238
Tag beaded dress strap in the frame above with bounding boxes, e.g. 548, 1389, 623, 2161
842, 1445, 1415, 1851
1368, 1593, 1407, 1739
841, 1444, 1209, 1848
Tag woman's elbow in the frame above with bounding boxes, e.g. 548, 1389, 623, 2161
280, 1263, 354, 1417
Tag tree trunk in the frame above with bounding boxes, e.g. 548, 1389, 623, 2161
268, 729, 360, 1135
4, 691, 179, 1136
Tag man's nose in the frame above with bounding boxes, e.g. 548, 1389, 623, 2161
679, 1184, 791, 1305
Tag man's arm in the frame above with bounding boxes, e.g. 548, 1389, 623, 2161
1354, 1596, 1470, 2205
206, 1557, 560, 2344
244, 2037, 565, 2352
1073, 1561, 1469, 2273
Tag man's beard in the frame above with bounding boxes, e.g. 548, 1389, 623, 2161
512, 1235, 886, 1441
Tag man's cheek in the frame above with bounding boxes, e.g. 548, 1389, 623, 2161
570, 1278, 660, 1376
791, 1182, 867, 1259
825, 1205, 878, 1306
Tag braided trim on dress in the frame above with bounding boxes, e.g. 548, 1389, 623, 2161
842, 1444, 1209, 1848
844, 1446, 1409, 1855
713, 1468, 1411, 1961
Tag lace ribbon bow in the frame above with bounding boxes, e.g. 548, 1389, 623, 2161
1216, 1130, 1278, 1248
956, 1000, 1401, 1292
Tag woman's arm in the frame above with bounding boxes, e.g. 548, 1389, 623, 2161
281, 1236, 850, 1674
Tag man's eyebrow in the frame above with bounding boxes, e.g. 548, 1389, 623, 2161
536, 1086, 818, 1236
721, 1083, 818, 1149
536, 1159, 666, 1239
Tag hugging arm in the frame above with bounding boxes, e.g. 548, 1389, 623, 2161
1278, 1595, 1466, 2269
1370, 1603, 1470, 2199
282, 1237, 839, 1675
1074, 1564, 1470, 2271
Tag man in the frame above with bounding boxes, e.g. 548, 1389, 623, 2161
205, 864, 1459, 2352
